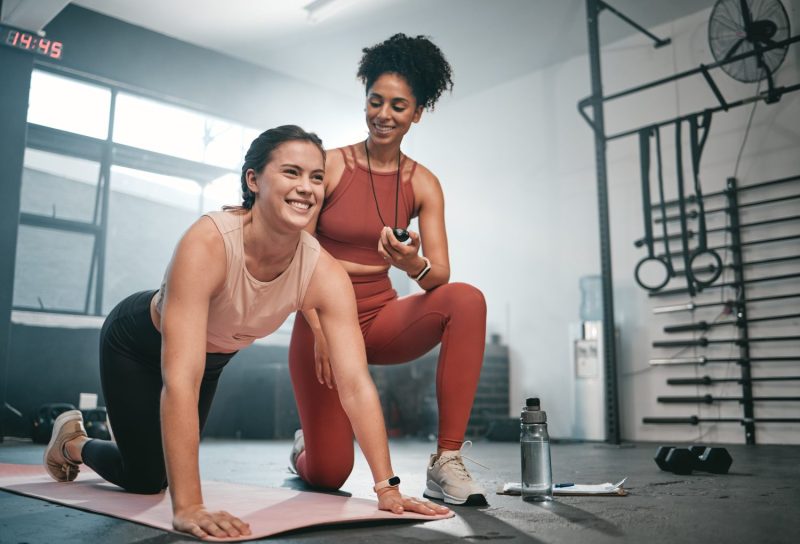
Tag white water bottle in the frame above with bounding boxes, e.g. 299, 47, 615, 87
520, 397, 552, 501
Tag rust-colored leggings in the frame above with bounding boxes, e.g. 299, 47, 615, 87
288, 273, 486, 489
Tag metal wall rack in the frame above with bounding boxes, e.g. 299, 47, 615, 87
580, 0, 799, 444
644, 176, 800, 444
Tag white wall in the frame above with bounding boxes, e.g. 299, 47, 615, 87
409, 6, 800, 444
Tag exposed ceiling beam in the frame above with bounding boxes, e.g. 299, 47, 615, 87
1, 0, 71, 33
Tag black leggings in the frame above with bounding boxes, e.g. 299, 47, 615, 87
82, 290, 235, 494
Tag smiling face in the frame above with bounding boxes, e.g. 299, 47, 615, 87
365, 72, 423, 146
245, 140, 325, 232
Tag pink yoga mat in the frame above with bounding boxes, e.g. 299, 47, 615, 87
0, 463, 453, 541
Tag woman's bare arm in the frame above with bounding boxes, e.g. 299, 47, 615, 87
378, 165, 450, 291
413, 167, 450, 289
300, 147, 346, 387
159, 217, 250, 539
303, 251, 448, 516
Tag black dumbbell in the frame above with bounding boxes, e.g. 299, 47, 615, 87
664, 447, 696, 475
689, 446, 733, 474
654, 446, 733, 475
654, 445, 676, 471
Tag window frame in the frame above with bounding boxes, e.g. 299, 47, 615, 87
17, 64, 241, 316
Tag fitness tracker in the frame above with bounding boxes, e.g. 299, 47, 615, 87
373, 475, 401, 492
410, 257, 431, 282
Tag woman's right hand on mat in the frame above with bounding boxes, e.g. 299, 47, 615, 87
172, 504, 252, 540
313, 333, 336, 389
377, 488, 450, 516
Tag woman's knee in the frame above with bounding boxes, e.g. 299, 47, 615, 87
123, 474, 166, 495
303, 462, 353, 491
440, 282, 486, 315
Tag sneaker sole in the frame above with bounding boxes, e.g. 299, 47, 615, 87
288, 430, 304, 475
424, 482, 488, 506
43, 410, 82, 482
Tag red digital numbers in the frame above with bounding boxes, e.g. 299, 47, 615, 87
50, 41, 63, 59
3, 28, 63, 59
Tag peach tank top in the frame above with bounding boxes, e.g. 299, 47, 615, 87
202, 210, 320, 351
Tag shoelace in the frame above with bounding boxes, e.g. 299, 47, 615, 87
56, 432, 82, 480
63, 462, 78, 480
438, 441, 489, 480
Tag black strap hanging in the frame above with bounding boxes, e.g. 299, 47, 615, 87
686, 111, 722, 289
674, 119, 696, 297
634, 127, 672, 291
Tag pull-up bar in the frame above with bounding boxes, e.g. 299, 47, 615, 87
578, 33, 800, 141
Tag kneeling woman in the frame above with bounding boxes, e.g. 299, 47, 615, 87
290, 34, 487, 507
43, 125, 448, 540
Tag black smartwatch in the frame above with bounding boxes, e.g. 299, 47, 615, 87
373, 475, 401, 492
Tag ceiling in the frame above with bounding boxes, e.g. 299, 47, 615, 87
67, 0, 710, 100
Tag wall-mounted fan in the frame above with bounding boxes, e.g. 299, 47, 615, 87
708, 0, 791, 83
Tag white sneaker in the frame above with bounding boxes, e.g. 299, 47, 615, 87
289, 429, 304, 474
423, 441, 488, 506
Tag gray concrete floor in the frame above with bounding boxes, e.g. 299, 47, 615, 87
1, 438, 798, 543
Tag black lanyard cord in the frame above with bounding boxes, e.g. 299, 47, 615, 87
364, 140, 401, 231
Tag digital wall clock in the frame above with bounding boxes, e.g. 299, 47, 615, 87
1, 23, 63, 60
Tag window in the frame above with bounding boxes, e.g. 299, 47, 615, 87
113, 93, 257, 169
203, 174, 242, 213
26, 70, 111, 138
13, 226, 95, 313
103, 167, 201, 313
15, 68, 250, 316
21, 149, 101, 223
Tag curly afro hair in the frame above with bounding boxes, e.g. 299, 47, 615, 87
357, 33, 454, 111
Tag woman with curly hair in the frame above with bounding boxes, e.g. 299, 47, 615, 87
289, 34, 488, 506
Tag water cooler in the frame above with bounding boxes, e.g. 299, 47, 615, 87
569, 276, 607, 440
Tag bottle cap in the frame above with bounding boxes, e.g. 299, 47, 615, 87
521, 397, 546, 423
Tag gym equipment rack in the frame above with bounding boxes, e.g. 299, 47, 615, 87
644, 177, 800, 443
580, 0, 800, 444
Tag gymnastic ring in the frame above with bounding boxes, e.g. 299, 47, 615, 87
687, 249, 723, 288
634, 256, 672, 292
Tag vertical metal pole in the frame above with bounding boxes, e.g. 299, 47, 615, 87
0, 48, 34, 440
93, 90, 116, 315
586, 0, 621, 444
84, 133, 108, 314
726, 177, 756, 444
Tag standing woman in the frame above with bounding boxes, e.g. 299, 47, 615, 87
43, 125, 448, 541
290, 34, 488, 506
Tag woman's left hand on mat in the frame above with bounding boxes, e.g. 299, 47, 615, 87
377, 488, 450, 516
172, 504, 252, 540
377, 227, 420, 273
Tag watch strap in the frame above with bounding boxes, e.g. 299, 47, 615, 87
411, 257, 431, 282
373, 475, 401, 492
